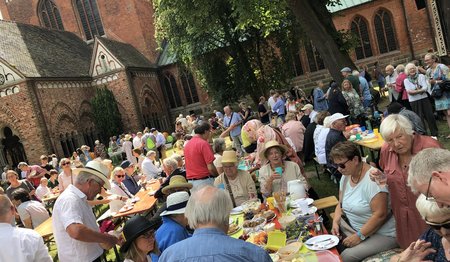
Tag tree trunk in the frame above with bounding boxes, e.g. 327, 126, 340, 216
287, 0, 356, 83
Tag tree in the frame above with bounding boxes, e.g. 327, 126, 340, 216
287, 0, 356, 83
90, 86, 123, 142
154, 0, 356, 104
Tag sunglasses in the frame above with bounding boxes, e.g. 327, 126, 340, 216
116, 175, 125, 178
62, 162, 71, 166
426, 219, 450, 231
334, 159, 351, 169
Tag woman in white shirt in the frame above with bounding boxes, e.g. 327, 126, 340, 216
35, 177, 51, 201
58, 158, 74, 192
109, 167, 134, 212
11, 188, 49, 229
403, 63, 438, 136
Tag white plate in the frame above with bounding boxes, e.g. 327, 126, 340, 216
119, 205, 134, 213
291, 206, 318, 217
304, 234, 339, 251
230, 206, 243, 215
131, 196, 140, 203
290, 198, 314, 208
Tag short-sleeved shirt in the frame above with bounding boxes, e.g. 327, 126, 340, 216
223, 112, 242, 137
184, 136, 216, 180
52, 184, 103, 262
27, 165, 47, 188
0, 223, 52, 262
404, 74, 429, 102
58, 170, 75, 192
6, 181, 34, 200
379, 134, 442, 248
340, 167, 396, 237
17, 201, 49, 229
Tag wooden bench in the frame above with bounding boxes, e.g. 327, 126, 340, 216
313, 196, 339, 211
34, 217, 54, 246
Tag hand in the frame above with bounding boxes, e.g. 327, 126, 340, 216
100, 234, 120, 250
331, 221, 340, 236
396, 240, 435, 262
369, 168, 383, 182
269, 173, 282, 182
342, 233, 362, 248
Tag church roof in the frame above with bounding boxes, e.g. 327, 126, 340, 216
0, 20, 92, 78
97, 37, 155, 68
157, 41, 177, 67
327, 0, 373, 13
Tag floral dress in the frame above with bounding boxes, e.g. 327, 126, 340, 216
342, 89, 364, 119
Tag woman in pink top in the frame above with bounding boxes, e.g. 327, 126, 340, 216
373, 114, 442, 248
281, 112, 306, 155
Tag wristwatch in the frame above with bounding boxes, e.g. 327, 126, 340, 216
356, 230, 366, 240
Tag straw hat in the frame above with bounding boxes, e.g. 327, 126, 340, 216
124, 134, 132, 141
73, 161, 111, 189
259, 140, 288, 161
221, 150, 238, 164
160, 191, 190, 216
120, 216, 160, 253
161, 175, 193, 195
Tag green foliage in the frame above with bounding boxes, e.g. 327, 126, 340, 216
90, 86, 123, 142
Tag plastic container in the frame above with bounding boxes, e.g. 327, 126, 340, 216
278, 215, 296, 230
265, 231, 287, 251
288, 250, 340, 262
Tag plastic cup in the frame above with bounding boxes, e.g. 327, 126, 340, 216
356, 133, 362, 140
275, 167, 283, 175
360, 126, 366, 132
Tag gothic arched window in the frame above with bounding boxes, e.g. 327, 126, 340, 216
75, 0, 104, 40
351, 16, 373, 60
374, 9, 398, 54
163, 73, 182, 108
38, 0, 64, 30
181, 71, 199, 104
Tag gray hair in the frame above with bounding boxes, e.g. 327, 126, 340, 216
185, 185, 232, 229
408, 148, 450, 192
0, 195, 13, 218
171, 153, 182, 163
112, 167, 124, 177
75, 171, 102, 185
212, 138, 226, 154
404, 63, 417, 74
163, 158, 178, 171
416, 193, 450, 219
385, 65, 395, 71
146, 150, 156, 157
395, 64, 405, 73
380, 114, 413, 140
352, 70, 360, 76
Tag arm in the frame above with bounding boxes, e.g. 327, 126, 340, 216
331, 191, 344, 236
22, 217, 33, 229
342, 192, 389, 247
207, 163, 218, 176
66, 223, 119, 250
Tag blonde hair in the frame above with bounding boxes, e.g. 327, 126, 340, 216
404, 63, 417, 74
380, 114, 413, 140
341, 79, 352, 91
123, 237, 160, 261
285, 112, 297, 122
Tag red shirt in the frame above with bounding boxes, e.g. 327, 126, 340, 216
184, 136, 215, 179
27, 165, 47, 188
380, 134, 442, 248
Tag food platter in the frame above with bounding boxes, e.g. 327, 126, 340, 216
227, 223, 241, 235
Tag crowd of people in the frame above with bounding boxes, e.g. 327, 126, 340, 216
1, 53, 450, 262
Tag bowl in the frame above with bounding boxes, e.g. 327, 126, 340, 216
278, 215, 296, 230
241, 199, 261, 213
277, 241, 302, 259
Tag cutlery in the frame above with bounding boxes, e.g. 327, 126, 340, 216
305, 238, 332, 246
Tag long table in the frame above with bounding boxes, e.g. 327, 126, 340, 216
113, 180, 160, 218
352, 135, 384, 163
230, 208, 341, 261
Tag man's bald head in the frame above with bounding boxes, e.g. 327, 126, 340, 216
0, 195, 14, 222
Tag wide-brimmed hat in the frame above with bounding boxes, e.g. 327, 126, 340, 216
162, 175, 192, 195
160, 191, 189, 216
124, 134, 132, 141
301, 103, 314, 111
328, 113, 349, 126
259, 140, 288, 161
221, 150, 238, 164
73, 161, 111, 189
120, 216, 160, 253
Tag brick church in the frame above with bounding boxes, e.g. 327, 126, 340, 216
0, 0, 448, 168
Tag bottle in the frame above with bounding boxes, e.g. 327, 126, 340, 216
365, 119, 372, 131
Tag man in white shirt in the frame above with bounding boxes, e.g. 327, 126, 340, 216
132, 132, 143, 150
0, 195, 52, 262
52, 161, 119, 262
152, 128, 166, 160
267, 89, 277, 112
141, 150, 162, 180
385, 65, 399, 102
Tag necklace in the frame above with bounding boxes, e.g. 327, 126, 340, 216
351, 163, 364, 184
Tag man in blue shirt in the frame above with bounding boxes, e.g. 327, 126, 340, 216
155, 191, 191, 254
222, 106, 244, 155
271, 93, 286, 123
353, 70, 372, 109
159, 186, 271, 262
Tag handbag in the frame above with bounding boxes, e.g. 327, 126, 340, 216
431, 84, 444, 99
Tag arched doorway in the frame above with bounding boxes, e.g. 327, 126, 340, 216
1, 126, 27, 168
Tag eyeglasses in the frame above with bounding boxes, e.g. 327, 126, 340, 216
425, 175, 435, 202
425, 219, 450, 231
334, 159, 351, 169
116, 175, 125, 178
62, 162, 71, 166
91, 179, 106, 191
140, 230, 155, 239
